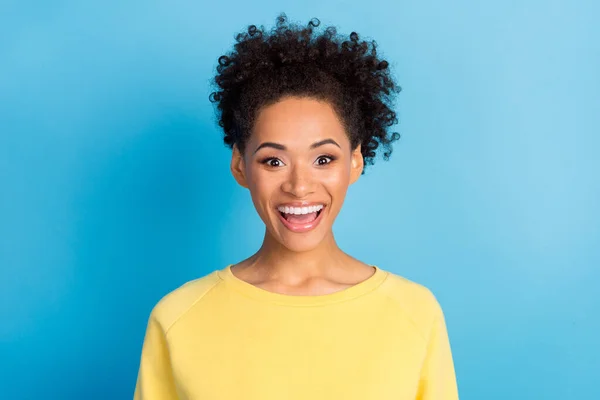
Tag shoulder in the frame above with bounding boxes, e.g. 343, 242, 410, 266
147, 269, 222, 334
379, 270, 445, 339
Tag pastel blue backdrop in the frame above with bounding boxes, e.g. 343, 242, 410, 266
1, 1, 598, 399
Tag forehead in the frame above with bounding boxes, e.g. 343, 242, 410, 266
251, 96, 349, 147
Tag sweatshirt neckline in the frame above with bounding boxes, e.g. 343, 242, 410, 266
216, 264, 388, 306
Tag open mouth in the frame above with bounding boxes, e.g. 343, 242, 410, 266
278, 207, 323, 223
276, 205, 326, 233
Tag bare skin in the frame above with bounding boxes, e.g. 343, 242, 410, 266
229, 96, 376, 296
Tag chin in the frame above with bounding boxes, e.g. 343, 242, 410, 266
278, 233, 327, 253
276, 236, 323, 253
262, 217, 330, 253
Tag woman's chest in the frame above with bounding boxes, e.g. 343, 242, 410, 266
168, 313, 427, 400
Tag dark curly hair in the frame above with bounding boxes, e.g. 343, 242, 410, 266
209, 13, 401, 174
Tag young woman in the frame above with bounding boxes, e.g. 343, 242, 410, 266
134, 14, 459, 400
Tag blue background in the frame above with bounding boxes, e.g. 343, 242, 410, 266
1, 1, 598, 399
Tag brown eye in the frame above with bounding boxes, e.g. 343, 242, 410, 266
260, 157, 284, 168
315, 155, 334, 166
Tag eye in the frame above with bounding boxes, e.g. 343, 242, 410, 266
315, 155, 336, 166
260, 157, 284, 168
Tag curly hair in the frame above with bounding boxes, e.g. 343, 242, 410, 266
209, 13, 401, 174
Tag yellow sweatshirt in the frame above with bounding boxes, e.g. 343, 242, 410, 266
133, 264, 459, 400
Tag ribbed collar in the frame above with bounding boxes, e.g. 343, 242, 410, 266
216, 264, 388, 307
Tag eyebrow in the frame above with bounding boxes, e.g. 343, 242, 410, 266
253, 138, 341, 154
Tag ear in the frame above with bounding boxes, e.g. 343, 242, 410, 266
230, 144, 249, 188
349, 144, 364, 185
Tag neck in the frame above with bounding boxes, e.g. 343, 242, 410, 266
243, 228, 352, 282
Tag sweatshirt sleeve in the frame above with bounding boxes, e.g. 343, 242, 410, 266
415, 301, 459, 400
133, 310, 179, 400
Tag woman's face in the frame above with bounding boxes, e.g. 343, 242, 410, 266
231, 96, 364, 252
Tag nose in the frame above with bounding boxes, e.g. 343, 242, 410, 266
280, 163, 316, 198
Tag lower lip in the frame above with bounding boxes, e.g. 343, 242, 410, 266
277, 207, 326, 233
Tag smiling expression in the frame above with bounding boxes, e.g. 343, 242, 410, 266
231, 96, 364, 252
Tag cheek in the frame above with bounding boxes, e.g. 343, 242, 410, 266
247, 170, 279, 209
322, 165, 351, 190
323, 166, 352, 211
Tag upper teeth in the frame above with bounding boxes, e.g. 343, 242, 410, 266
277, 205, 324, 215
